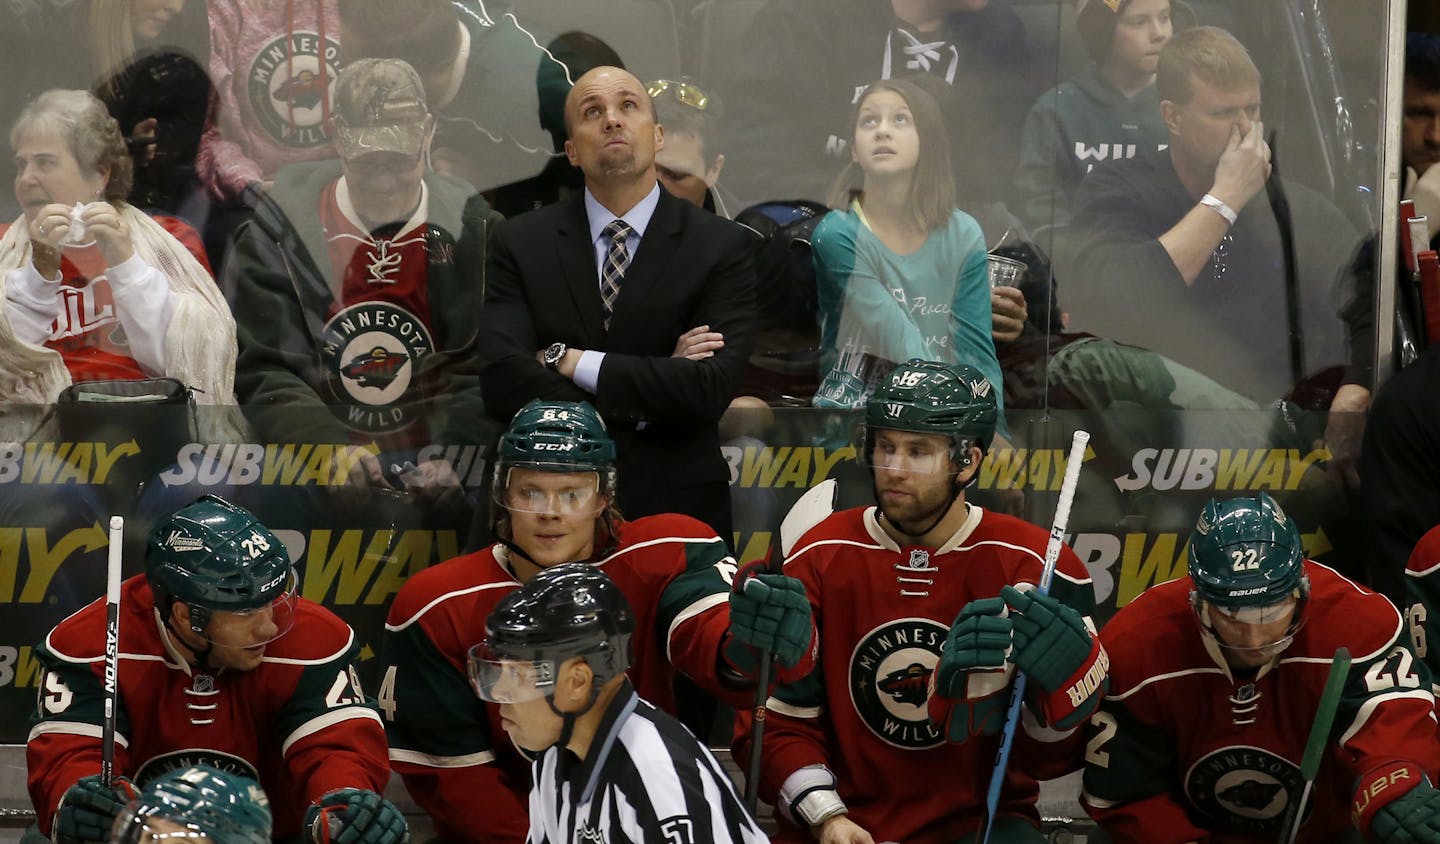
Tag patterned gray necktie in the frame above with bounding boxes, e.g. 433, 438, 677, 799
600, 219, 633, 330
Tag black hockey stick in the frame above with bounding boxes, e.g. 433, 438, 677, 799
101, 516, 123, 787
1278, 646, 1350, 844
743, 479, 837, 813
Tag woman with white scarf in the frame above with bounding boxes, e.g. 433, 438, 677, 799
0, 89, 235, 425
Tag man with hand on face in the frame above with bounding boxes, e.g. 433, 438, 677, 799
1083, 493, 1440, 843
472, 564, 768, 844
229, 57, 501, 499
477, 65, 757, 544
745, 359, 1105, 844
378, 399, 814, 843
1063, 26, 1368, 416
27, 495, 403, 844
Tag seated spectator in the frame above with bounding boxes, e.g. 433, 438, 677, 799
1014, 0, 1174, 231
339, 0, 566, 194
0, 89, 235, 435
721, 0, 1039, 208
199, 0, 339, 205
649, 77, 737, 218
90, 0, 213, 222
810, 79, 1006, 436
228, 58, 500, 497
1061, 26, 1367, 413
1403, 32, 1440, 250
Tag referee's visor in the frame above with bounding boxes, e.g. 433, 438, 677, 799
468, 641, 556, 703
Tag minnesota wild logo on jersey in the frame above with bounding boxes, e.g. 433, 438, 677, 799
1185, 745, 1304, 832
849, 618, 947, 749
321, 301, 433, 433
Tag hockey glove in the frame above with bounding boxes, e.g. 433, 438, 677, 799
305, 789, 410, 844
54, 775, 138, 844
727, 562, 816, 671
927, 597, 1014, 741
1359, 761, 1439, 842
1002, 585, 1107, 729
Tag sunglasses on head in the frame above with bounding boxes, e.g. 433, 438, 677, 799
647, 79, 710, 112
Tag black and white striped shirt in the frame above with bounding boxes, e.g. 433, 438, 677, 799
527, 680, 767, 844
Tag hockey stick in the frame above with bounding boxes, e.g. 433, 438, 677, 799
980, 431, 1089, 844
101, 515, 123, 788
1278, 646, 1351, 844
743, 478, 837, 812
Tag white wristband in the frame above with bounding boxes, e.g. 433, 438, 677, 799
1200, 194, 1237, 225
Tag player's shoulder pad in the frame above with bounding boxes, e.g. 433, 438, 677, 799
45, 575, 155, 662
1407, 524, 1440, 578
1096, 577, 1197, 688
786, 506, 873, 564
616, 513, 725, 545
1299, 561, 1403, 662
386, 547, 510, 625
262, 599, 359, 663
970, 508, 1091, 584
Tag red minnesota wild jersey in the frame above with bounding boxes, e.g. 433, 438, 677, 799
1405, 525, 1440, 691
27, 576, 389, 840
1083, 562, 1440, 843
379, 513, 746, 844
752, 503, 1097, 844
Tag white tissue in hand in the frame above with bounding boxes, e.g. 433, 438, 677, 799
63, 202, 87, 245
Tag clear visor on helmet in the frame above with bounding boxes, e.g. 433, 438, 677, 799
112, 808, 214, 844
467, 641, 556, 703
493, 466, 605, 516
1196, 592, 1305, 659
197, 568, 299, 648
855, 425, 959, 476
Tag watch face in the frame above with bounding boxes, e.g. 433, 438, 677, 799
545, 343, 565, 366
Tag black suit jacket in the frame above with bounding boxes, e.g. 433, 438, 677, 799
477, 186, 758, 540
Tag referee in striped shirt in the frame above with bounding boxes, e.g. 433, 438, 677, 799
471, 563, 767, 844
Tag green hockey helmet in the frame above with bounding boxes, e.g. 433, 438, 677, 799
858, 359, 998, 472
1188, 492, 1308, 610
469, 563, 634, 705
493, 400, 617, 515
112, 765, 272, 844
1188, 493, 1310, 664
145, 495, 297, 646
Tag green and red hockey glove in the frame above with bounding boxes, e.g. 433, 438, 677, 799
1002, 584, 1108, 729
928, 597, 1014, 742
305, 789, 409, 844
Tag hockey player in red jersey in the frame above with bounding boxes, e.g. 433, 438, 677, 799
378, 399, 815, 843
27, 496, 404, 844
1083, 492, 1440, 843
747, 359, 1107, 844
1405, 524, 1440, 692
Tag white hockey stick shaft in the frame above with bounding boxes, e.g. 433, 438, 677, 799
981, 430, 1089, 844
102, 515, 123, 787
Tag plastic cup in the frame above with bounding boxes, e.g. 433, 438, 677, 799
987, 254, 1025, 289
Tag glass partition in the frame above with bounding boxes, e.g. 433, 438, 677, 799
0, 0, 1398, 747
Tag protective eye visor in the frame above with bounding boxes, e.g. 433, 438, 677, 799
493, 468, 605, 516
467, 641, 556, 704
197, 568, 299, 648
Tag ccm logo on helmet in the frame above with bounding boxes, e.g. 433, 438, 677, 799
260, 571, 288, 593
533, 442, 576, 452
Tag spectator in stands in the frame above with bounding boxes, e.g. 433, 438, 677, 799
339, 0, 565, 195
811, 79, 1006, 437
1403, 32, 1440, 249
0, 89, 235, 437
228, 58, 500, 497
1061, 26, 1368, 414
477, 65, 756, 543
649, 77, 737, 218
197, 0, 340, 272
721, 0, 1039, 208
1014, 0, 1173, 231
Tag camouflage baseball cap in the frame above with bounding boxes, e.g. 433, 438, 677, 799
331, 58, 429, 160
